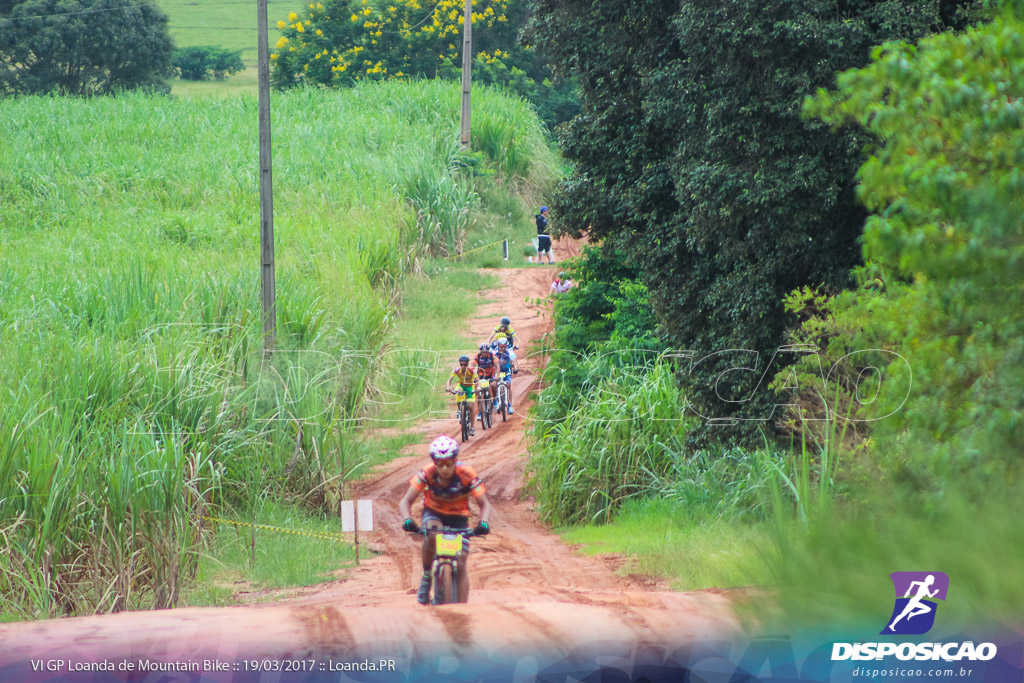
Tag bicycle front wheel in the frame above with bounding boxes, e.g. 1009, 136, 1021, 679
460, 404, 470, 442
432, 563, 455, 605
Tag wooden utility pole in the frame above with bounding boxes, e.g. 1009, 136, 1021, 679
459, 0, 472, 147
257, 0, 277, 352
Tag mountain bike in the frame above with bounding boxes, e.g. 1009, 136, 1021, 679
496, 371, 511, 422
450, 388, 472, 442
477, 378, 494, 430
412, 526, 481, 605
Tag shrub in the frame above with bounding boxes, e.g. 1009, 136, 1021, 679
174, 46, 245, 81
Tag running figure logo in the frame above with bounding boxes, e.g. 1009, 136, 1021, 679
882, 572, 950, 635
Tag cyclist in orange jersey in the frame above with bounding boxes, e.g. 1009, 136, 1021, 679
399, 436, 492, 604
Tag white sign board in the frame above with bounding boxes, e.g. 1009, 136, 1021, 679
341, 499, 374, 532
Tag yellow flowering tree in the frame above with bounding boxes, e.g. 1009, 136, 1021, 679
271, 0, 513, 85
269, 0, 577, 126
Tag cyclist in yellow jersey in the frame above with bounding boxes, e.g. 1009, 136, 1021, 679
445, 355, 477, 435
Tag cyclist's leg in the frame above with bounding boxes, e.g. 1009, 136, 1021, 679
463, 385, 477, 427
420, 510, 445, 570
418, 510, 449, 603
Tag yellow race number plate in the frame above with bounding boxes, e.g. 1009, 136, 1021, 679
435, 533, 462, 557
479, 380, 490, 390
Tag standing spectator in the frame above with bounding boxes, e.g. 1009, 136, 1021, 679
536, 206, 555, 264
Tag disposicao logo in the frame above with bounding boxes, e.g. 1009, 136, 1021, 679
831, 571, 998, 662
882, 571, 949, 635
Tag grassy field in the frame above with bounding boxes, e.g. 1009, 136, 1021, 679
0, 80, 558, 619
171, 66, 259, 97
158, 0, 286, 64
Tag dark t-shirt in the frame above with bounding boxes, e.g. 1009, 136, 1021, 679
536, 213, 549, 236
476, 351, 495, 370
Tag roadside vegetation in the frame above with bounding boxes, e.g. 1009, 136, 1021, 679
0, 80, 557, 619
528, 1, 1023, 630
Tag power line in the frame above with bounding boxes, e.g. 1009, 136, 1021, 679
397, 0, 444, 34
3, 0, 448, 35
1, 1, 164, 21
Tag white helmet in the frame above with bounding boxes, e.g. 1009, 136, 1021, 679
497, 337, 508, 347
429, 435, 459, 461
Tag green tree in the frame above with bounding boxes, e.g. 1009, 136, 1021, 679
0, 0, 175, 96
174, 46, 245, 81
802, 6, 1024, 499
527, 0, 982, 444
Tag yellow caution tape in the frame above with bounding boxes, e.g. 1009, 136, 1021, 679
445, 237, 508, 261
202, 515, 350, 544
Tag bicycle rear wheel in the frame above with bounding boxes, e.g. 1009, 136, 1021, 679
432, 563, 455, 605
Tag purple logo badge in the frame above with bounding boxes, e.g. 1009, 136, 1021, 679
881, 572, 950, 635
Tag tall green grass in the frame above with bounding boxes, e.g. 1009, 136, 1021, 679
527, 347, 784, 591
0, 80, 558, 618
528, 362, 696, 525
757, 417, 1024, 632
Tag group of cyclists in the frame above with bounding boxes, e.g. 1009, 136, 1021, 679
398, 315, 520, 604
444, 316, 519, 437
399, 205, 559, 606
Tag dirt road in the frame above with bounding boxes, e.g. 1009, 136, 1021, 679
0, 238, 743, 678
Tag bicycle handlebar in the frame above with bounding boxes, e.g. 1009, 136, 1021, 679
408, 526, 480, 538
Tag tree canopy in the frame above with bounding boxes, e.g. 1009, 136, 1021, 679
802, 6, 1024, 497
528, 0, 982, 443
0, 0, 175, 96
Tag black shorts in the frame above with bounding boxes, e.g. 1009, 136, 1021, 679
537, 235, 552, 252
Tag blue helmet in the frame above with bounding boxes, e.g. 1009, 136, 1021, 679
540, 206, 548, 213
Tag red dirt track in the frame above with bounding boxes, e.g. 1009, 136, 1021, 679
0, 237, 742, 670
